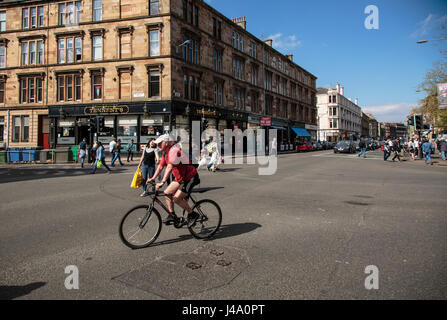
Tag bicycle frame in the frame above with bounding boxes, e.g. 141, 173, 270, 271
140, 183, 198, 228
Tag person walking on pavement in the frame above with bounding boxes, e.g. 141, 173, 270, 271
91, 141, 112, 174
392, 138, 401, 162
408, 138, 416, 160
422, 138, 434, 165
358, 138, 367, 158
383, 139, 391, 161
111, 139, 124, 166
109, 138, 117, 164
127, 139, 134, 162
440, 139, 447, 161
271, 137, 277, 156
138, 139, 159, 197
91, 141, 98, 165
79, 138, 87, 168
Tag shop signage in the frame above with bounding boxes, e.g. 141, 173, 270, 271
260, 117, 272, 126
84, 105, 130, 115
133, 92, 145, 98
305, 124, 318, 130
195, 108, 217, 117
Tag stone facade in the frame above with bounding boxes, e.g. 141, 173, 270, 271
0, 0, 317, 150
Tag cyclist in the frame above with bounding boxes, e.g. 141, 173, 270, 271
147, 134, 200, 227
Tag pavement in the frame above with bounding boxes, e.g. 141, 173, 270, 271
0, 149, 446, 300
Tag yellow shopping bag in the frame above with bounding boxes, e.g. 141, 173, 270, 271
130, 167, 143, 189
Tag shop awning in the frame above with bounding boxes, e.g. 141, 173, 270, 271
292, 127, 311, 137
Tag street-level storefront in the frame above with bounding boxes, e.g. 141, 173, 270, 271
171, 101, 249, 154
49, 101, 172, 149
305, 124, 318, 141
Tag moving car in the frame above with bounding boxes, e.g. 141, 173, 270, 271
334, 140, 356, 153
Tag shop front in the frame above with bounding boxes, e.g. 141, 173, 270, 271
305, 124, 318, 141
49, 101, 172, 150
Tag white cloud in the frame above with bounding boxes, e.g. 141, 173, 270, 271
266, 33, 302, 52
411, 13, 447, 38
362, 102, 416, 122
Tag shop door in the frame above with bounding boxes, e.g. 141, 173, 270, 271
39, 116, 51, 149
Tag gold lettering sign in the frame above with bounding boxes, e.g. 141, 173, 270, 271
195, 109, 217, 117
84, 106, 129, 115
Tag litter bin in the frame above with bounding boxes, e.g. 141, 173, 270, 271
39, 150, 49, 163
0, 151, 6, 164
70, 146, 79, 162
55, 147, 70, 163
22, 148, 41, 162
7, 148, 22, 162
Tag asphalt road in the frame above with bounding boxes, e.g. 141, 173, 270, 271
0, 150, 446, 300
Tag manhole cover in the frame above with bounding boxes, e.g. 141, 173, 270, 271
113, 244, 250, 299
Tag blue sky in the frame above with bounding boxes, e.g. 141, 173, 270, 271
205, 0, 447, 123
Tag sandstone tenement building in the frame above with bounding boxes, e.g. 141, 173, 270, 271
0, 0, 317, 151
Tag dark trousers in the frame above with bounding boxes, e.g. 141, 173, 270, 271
384, 151, 390, 161
127, 151, 133, 162
392, 151, 400, 161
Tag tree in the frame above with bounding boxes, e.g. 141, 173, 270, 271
416, 23, 447, 131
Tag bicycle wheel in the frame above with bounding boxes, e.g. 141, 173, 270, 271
188, 199, 222, 239
119, 205, 162, 249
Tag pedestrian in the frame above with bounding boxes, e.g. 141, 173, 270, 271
408, 138, 415, 160
207, 146, 218, 172
271, 138, 277, 156
358, 138, 367, 158
79, 138, 87, 168
138, 139, 159, 197
383, 139, 391, 161
109, 138, 117, 164
91, 141, 98, 165
127, 139, 134, 162
422, 138, 434, 165
440, 139, 447, 161
392, 139, 401, 162
111, 139, 124, 166
91, 141, 112, 174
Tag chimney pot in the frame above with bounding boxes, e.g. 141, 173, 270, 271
265, 39, 273, 47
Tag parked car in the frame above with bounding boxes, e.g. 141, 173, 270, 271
296, 143, 308, 152
354, 141, 360, 151
313, 141, 323, 151
334, 140, 356, 153
306, 142, 315, 151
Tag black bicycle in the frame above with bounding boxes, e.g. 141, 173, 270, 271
119, 182, 222, 249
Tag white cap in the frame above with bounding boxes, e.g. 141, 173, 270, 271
154, 134, 176, 145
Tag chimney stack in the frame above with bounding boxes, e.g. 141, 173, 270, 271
355, 98, 358, 105
264, 39, 273, 47
286, 54, 293, 61
340, 86, 344, 96
232, 16, 247, 30
336, 83, 340, 93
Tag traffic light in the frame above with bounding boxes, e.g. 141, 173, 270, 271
89, 117, 96, 131
414, 114, 423, 131
407, 117, 414, 126
203, 119, 209, 129
97, 116, 105, 132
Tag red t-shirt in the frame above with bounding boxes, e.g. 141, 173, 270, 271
159, 145, 197, 183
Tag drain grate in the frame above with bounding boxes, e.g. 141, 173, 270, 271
210, 249, 224, 256
216, 259, 232, 267
186, 262, 202, 270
